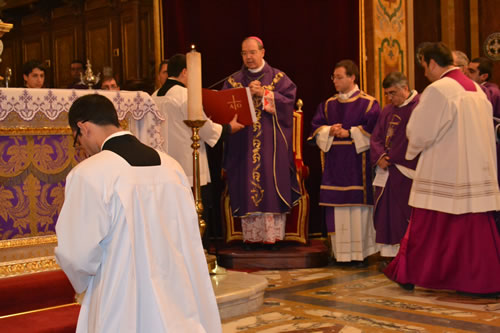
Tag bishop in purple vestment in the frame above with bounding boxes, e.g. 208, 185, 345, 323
222, 37, 300, 245
308, 60, 380, 263
370, 72, 420, 258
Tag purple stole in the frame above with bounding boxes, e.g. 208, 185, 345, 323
370, 95, 420, 170
370, 94, 420, 244
222, 63, 300, 216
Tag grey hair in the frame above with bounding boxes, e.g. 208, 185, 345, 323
452, 50, 469, 67
382, 71, 409, 89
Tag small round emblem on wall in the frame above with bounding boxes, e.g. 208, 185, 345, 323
484, 32, 500, 61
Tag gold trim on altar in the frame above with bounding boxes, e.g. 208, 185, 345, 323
0, 303, 79, 319
0, 256, 60, 278
0, 235, 57, 249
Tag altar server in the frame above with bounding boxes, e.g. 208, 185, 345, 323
55, 94, 221, 333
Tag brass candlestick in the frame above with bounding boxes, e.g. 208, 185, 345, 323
184, 119, 226, 275
183, 119, 207, 237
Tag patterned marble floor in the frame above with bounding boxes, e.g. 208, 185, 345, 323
222, 263, 500, 333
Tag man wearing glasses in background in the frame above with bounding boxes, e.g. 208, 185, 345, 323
308, 59, 380, 267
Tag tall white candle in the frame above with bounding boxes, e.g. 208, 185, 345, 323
187, 46, 203, 120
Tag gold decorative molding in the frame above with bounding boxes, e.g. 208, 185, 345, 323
153, 0, 164, 89
440, 0, 456, 50
0, 126, 72, 135
470, 0, 480, 59
0, 20, 13, 37
0, 256, 60, 278
359, 0, 367, 92
0, 303, 78, 319
0, 235, 57, 249
407, 0, 415, 89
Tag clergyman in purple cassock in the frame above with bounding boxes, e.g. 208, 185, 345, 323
308, 60, 380, 263
370, 72, 420, 258
467, 57, 500, 232
222, 37, 300, 245
385, 43, 500, 294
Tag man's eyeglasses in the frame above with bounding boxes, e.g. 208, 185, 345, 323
73, 127, 81, 147
331, 75, 346, 81
72, 121, 87, 147
384, 90, 399, 97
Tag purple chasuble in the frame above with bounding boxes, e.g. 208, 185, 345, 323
222, 63, 301, 217
308, 91, 380, 207
370, 93, 420, 245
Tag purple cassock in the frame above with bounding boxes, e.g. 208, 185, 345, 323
222, 63, 301, 217
370, 93, 420, 245
308, 92, 380, 232
481, 81, 500, 118
481, 82, 500, 183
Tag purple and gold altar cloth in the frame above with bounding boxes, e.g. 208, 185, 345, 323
0, 88, 165, 241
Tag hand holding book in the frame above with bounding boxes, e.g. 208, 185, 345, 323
202, 87, 257, 126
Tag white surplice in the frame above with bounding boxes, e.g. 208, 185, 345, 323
330, 206, 378, 261
153, 85, 222, 186
406, 70, 500, 214
55, 150, 221, 333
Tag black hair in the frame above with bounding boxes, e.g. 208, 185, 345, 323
419, 42, 453, 67
68, 94, 120, 131
167, 54, 186, 77
335, 60, 359, 82
23, 60, 46, 76
158, 59, 168, 73
471, 57, 493, 81
71, 60, 86, 69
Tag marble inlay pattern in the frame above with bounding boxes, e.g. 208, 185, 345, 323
222, 265, 500, 333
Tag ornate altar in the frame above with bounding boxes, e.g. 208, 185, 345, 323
0, 88, 165, 276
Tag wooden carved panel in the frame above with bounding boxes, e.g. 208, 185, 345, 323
85, 18, 113, 77
140, 9, 154, 79
22, 39, 42, 63
121, 14, 139, 81
21, 31, 51, 86
22, 32, 50, 62
52, 28, 78, 88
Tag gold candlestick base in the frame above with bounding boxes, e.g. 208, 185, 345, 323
183, 119, 207, 236
183, 119, 226, 275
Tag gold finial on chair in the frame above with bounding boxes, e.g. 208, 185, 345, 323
296, 99, 303, 112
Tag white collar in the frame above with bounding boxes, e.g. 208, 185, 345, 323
248, 59, 266, 73
440, 66, 459, 78
398, 90, 418, 108
338, 84, 359, 101
101, 130, 133, 150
